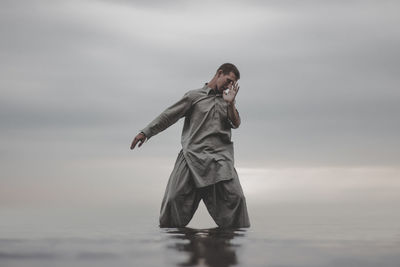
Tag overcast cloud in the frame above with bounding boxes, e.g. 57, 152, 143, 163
0, 0, 399, 208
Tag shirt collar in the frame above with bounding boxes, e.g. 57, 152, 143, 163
204, 83, 221, 95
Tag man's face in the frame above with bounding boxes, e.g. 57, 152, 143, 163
216, 71, 238, 92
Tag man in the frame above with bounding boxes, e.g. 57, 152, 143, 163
130, 63, 250, 228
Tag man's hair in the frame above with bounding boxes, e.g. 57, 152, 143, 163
217, 63, 240, 80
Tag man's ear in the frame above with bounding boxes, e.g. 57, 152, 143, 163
216, 69, 223, 77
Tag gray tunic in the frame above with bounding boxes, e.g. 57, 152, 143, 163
141, 84, 240, 187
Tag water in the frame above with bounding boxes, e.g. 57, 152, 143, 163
1, 202, 399, 267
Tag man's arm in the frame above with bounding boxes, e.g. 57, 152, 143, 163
223, 82, 241, 129
130, 92, 192, 150
227, 101, 241, 129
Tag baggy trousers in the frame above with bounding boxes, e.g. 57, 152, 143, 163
159, 150, 250, 228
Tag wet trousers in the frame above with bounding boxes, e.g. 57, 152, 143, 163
159, 151, 250, 228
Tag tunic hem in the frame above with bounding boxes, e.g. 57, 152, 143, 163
180, 149, 235, 188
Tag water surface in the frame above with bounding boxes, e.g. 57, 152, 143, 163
1, 202, 399, 267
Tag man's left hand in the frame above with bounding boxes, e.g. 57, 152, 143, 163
223, 82, 240, 104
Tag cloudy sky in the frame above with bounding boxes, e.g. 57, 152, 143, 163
1, 0, 399, 212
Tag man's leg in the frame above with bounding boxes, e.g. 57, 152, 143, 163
202, 174, 250, 228
159, 150, 201, 228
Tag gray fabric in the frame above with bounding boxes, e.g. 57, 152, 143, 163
159, 150, 250, 228
141, 84, 240, 187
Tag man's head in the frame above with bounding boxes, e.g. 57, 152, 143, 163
215, 63, 240, 92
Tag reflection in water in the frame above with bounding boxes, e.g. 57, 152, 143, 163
164, 227, 246, 267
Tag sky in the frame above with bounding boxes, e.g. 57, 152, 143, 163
0, 0, 399, 213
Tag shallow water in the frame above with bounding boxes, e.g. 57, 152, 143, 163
1, 202, 399, 267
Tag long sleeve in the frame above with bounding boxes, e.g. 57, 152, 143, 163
228, 108, 240, 129
141, 92, 192, 139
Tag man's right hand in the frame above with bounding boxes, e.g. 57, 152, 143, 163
130, 132, 147, 150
